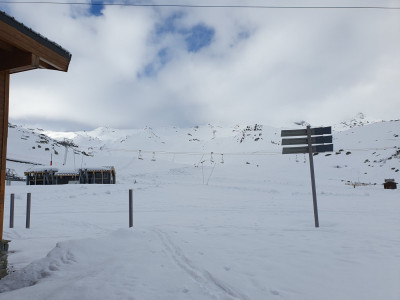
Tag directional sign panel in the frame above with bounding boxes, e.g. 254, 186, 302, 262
315, 144, 333, 153
281, 126, 331, 137
313, 127, 332, 136
281, 129, 308, 137
280, 125, 333, 228
282, 144, 333, 154
282, 135, 332, 146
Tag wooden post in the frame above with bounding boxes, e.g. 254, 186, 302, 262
9, 194, 14, 229
129, 189, 133, 228
307, 126, 319, 228
26, 193, 31, 229
0, 71, 10, 241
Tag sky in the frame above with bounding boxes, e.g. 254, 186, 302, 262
1, 0, 400, 131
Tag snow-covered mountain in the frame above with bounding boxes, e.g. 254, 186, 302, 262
7, 115, 400, 185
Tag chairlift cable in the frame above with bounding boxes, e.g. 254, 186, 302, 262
95, 145, 399, 157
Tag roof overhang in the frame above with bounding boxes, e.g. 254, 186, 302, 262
0, 11, 71, 74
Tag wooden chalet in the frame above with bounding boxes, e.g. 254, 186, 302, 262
0, 10, 71, 244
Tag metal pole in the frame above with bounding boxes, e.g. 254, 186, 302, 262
9, 194, 14, 228
307, 126, 319, 228
129, 189, 133, 228
201, 162, 204, 185
26, 193, 31, 229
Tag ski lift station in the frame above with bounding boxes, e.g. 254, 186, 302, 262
24, 166, 116, 185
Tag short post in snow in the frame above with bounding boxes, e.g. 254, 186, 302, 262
281, 126, 333, 228
129, 189, 133, 228
9, 194, 14, 229
26, 193, 31, 229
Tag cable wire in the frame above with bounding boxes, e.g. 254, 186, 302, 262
95, 145, 399, 157
1, 1, 400, 9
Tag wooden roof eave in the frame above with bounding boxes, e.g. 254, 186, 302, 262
0, 47, 58, 74
0, 14, 71, 73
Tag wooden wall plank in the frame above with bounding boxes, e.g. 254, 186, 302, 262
0, 71, 10, 241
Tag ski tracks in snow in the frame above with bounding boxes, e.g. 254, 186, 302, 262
152, 228, 249, 300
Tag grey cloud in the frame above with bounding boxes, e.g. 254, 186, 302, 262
5, 4, 400, 130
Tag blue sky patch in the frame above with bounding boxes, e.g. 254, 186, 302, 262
140, 16, 215, 78
157, 48, 169, 65
184, 25, 214, 52
156, 12, 184, 35
156, 13, 214, 53
230, 30, 251, 48
142, 64, 156, 78
89, 1, 104, 16
139, 48, 171, 78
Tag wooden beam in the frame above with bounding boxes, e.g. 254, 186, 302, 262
37, 59, 57, 71
0, 49, 59, 73
0, 40, 13, 51
0, 48, 33, 72
0, 71, 10, 241
0, 21, 70, 72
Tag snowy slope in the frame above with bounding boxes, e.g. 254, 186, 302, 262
7, 116, 400, 185
1, 117, 399, 300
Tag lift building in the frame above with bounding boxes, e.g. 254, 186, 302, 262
25, 166, 116, 185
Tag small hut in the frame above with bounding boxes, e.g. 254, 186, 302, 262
383, 179, 397, 190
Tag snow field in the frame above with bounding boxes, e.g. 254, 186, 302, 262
1, 160, 399, 300
2, 120, 400, 299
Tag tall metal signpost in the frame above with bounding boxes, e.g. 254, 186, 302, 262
281, 126, 333, 228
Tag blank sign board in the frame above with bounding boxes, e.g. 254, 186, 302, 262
282, 144, 333, 154
281, 135, 332, 146
281, 126, 331, 137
